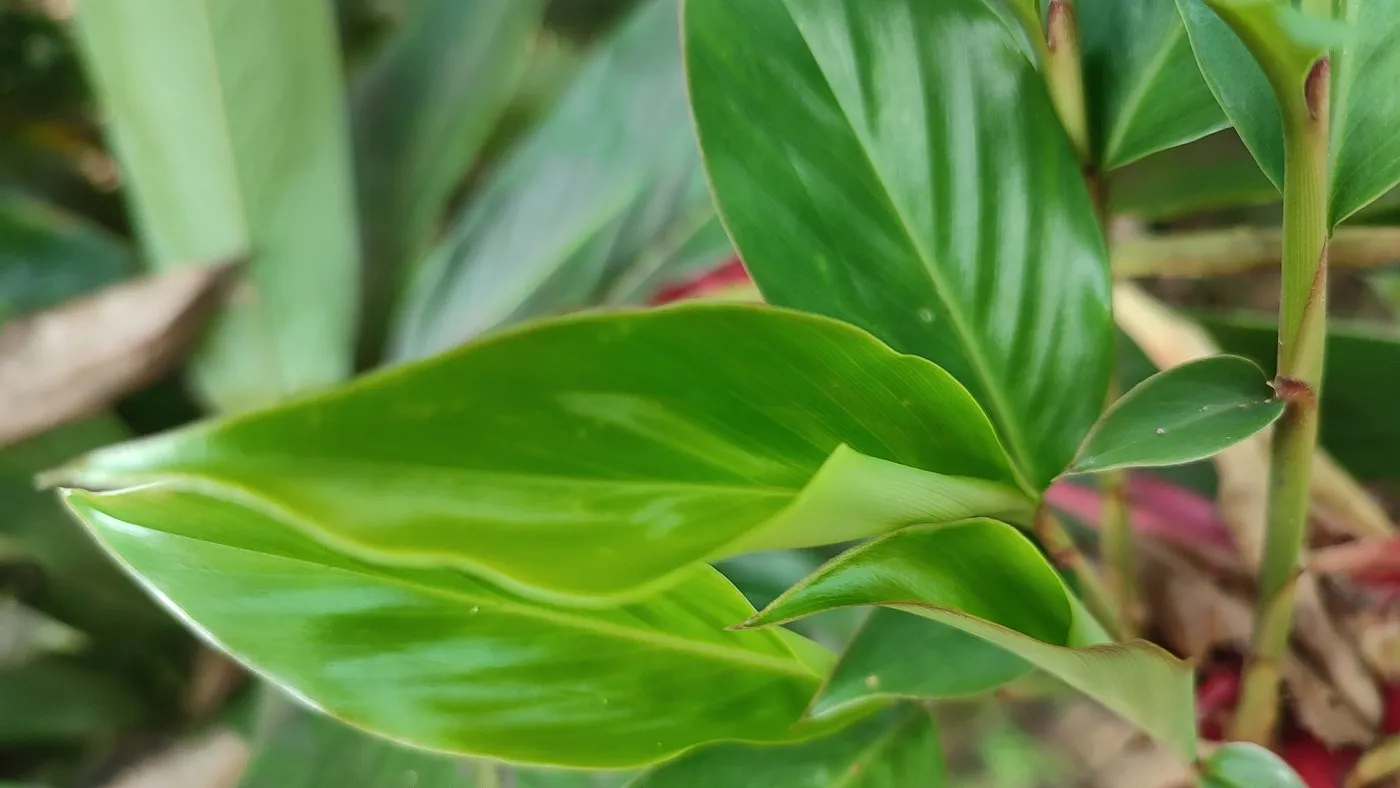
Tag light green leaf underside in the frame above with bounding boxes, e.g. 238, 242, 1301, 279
65, 485, 826, 769
630, 706, 943, 788
745, 520, 1198, 761
72, 0, 359, 411
1200, 742, 1306, 787
1071, 355, 1285, 474
53, 304, 1028, 603
1081, 0, 1228, 170
686, 0, 1112, 490
1329, 0, 1400, 225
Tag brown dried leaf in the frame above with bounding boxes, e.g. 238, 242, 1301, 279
0, 264, 235, 447
103, 730, 247, 788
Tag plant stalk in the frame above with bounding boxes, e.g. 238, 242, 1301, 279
1034, 508, 1125, 640
1044, 0, 1090, 162
1231, 58, 1332, 746
1112, 226, 1400, 280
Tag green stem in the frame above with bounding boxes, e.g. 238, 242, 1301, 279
1099, 465, 1137, 638
1113, 226, 1400, 279
1231, 58, 1332, 746
1044, 0, 1091, 162
1034, 508, 1125, 640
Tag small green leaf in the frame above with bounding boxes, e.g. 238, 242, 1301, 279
810, 609, 1030, 716
1329, 0, 1400, 224
631, 706, 944, 788
687, 0, 1112, 490
73, 0, 360, 411
65, 484, 826, 768
53, 304, 1029, 603
391, 0, 727, 360
1081, 0, 1228, 169
1199, 742, 1306, 787
745, 520, 1198, 760
0, 194, 131, 324
1070, 355, 1285, 474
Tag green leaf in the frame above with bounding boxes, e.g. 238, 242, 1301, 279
53, 304, 1030, 602
631, 706, 944, 788
73, 0, 360, 411
1080, 0, 1228, 169
1199, 742, 1306, 787
810, 609, 1030, 716
686, 0, 1112, 490
1070, 355, 1285, 474
1201, 313, 1400, 480
1176, 0, 1334, 190
1108, 129, 1279, 220
64, 484, 827, 769
718, 550, 867, 650
744, 520, 1199, 760
0, 659, 145, 744
391, 0, 728, 360
0, 193, 131, 323
1329, 0, 1400, 224
353, 0, 545, 356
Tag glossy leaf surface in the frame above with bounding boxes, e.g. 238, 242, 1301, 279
1081, 0, 1227, 169
811, 608, 1029, 716
0, 194, 130, 323
65, 485, 825, 768
1199, 742, 1306, 787
73, 0, 359, 411
746, 521, 1198, 760
687, 0, 1112, 489
1108, 130, 1279, 220
353, 0, 545, 351
1071, 355, 1284, 474
631, 706, 943, 788
392, 0, 728, 360
55, 304, 1028, 602
1329, 0, 1400, 224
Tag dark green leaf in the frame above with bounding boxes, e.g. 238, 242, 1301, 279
1070, 355, 1284, 474
354, 0, 545, 356
0, 193, 130, 323
686, 0, 1112, 489
1107, 129, 1279, 220
73, 0, 360, 411
1202, 313, 1400, 480
0, 660, 144, 744
1081, 0, 1227, 169
1199, 742, 1305, 788
53, 305, 1030, 602
631, 706, 943, 788
810, 609, 1029, 716
391, 0, 728, 360
65, 484, 827, 769
1329, 0, 1400, 224
745, 520, 1198, 760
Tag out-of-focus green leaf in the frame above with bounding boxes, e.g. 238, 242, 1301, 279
1070, 355, 1284, 474
1199, 742, 1305, 787
353, 0, 545, 357
53, 305, 1030, 603
1201, 313, 1400, 480
0, 660, 144, 744
65, 485, 827, 769
745, 521, 1198, 760
631, 706, 943, 787
1080, 0, 1227, 169
809, 609, 1029, 717
0, 193, 130, 323
73, 0, 360, 411
687, 0, 1112, 490
1108, 129, 1278, 220
391, 0, 728, 360
1329, 0, 1400, 225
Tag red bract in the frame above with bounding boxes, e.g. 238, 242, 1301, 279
651, 258, 750, 304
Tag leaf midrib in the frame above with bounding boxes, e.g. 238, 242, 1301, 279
779, 0, 1037, 484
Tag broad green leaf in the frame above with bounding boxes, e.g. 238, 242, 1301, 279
391, 0, 728, 360
1176, 0, 1334, 190
1202, 313, 1400, 480
52, 304, 1031, 602
810, 609, 1029, 716
73, 0, 360, 411
1329, 0, 1400, 224
1199, 742, 1306, 787
0, 193, 130, 323
65, 484, 827, 769
686, 0, 1112, 490
1080, 0, 1228, 169
631, 706, 943, 788
1108, 129, 1279, 220
1070, 355, 1284, 474
354, 0, 545, 357
744, 520, 1199, 760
